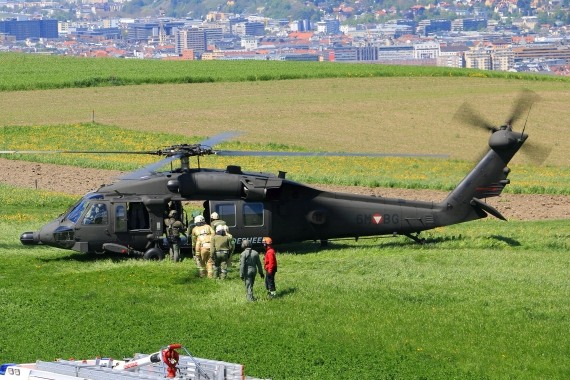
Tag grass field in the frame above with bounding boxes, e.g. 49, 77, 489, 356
1, 77, 569, 168
1, 188, 569, 379
0, 56, 569, 379
1, 53, 569, 92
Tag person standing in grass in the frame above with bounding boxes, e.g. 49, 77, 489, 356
223, 224, 236, 269
164, 209, 186, 262
239, 239, 264, 302
195, 228, 213, 278
191, 215, 214, 276
262, 237, 277, 298
211, 224, 232, 279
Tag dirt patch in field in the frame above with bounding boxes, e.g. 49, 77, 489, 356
1, 158, 568, 221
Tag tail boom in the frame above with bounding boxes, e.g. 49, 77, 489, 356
439, 127, 527, 225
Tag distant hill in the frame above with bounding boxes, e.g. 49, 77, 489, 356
115, 0, 428, 22
119, 0, 323, 20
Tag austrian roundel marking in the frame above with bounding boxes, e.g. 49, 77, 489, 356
373, 213, 383, 224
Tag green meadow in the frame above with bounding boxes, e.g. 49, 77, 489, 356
0, 55, 569, 379
1, 184, 569, 379
1, 53, 569, 92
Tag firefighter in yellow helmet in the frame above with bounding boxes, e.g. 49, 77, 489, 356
210, 212, 226, 232
190, 215, 214, 273
195, 227, 213, 278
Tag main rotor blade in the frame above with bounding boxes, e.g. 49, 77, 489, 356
215, 150, 449, 158
506, 89, 541, 126
120, 154, 183, 180
453, 102, 496, 132
199, 131, 243, 148
0, 150, 159, 155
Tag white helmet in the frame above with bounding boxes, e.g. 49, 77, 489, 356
215, 225, 224, 233
194, 215, 205, 223
211, 212, 219, 220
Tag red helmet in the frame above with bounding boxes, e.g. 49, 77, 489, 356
262, 237, 272, 245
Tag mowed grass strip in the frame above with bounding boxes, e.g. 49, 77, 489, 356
1, 53, 569, 92
1, 189, 568, 379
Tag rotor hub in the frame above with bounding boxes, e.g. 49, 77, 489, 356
157, 144, 214, 157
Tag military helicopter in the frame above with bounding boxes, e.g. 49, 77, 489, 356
2, 91, 547, 259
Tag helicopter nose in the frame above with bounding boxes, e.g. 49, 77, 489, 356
20, 231, 40, 245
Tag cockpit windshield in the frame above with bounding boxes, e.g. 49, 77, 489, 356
65, 193, 104, 223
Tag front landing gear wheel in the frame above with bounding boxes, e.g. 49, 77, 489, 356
143, 247, 165, 260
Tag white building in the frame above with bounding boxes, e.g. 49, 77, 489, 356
414, 41, 440, 59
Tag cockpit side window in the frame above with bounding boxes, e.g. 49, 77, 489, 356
82, 203, 108, 225
115, 205, 127, 232
66, 193, 104, 223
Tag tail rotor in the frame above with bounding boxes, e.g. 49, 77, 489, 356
453, 89, 550, 165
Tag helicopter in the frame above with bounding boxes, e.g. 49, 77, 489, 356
2, 90, 548, 260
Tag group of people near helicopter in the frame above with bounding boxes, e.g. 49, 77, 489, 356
163, 208, 277, 301
191, 211, 233, 280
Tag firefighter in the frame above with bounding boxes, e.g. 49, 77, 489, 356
190, 215, 214, 270
195, 227, 213, 278
210, 212, 226, 232
211, 224, 232, 279
164, 210, 185, 262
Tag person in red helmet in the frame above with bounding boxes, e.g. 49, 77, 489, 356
262, 237, 278, 298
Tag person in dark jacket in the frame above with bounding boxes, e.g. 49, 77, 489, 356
239, 239, 264, 302
164, 210, 186, 262
262, 237, 277, 298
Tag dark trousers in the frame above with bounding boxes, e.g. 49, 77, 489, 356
265, 272, 276, 292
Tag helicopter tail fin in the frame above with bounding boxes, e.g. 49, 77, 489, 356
440, 127, 527, 224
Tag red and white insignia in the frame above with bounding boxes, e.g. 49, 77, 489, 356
373, 213, 383, 224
